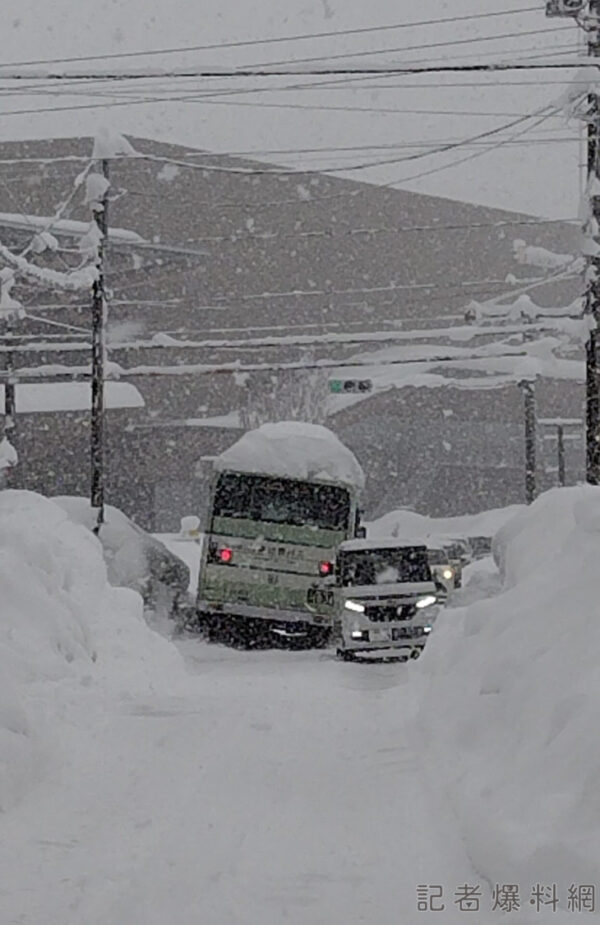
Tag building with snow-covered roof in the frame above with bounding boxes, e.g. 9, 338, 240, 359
0, 135, 583, 527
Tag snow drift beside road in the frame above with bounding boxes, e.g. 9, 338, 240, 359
369, 503, 523, 546
0, 490, 181, 812
415, 486, 600, 896
54, 495, 190, 605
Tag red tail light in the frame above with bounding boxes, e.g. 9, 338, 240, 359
319, 560, 333, 576
219, 547, 233, 564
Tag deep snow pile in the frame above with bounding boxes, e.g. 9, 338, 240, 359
213, 421, 365, 490
414, 486, 600, 895
54, 495, 190, 606
369, 503, 523, 546
0, 491, 182, 812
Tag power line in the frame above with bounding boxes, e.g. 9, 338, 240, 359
3, 349, 532, 382
2, 26, 574, 84
385, 108, 556, 188
0, 39, 578, 102
0, 71, 585, 124
0, 129, 575, 169
0, 106, 554, 173
135, 107, 557, 176
0, 7, 547, 71
219, 27, 574, 73
0, 320, 574, 355
0, 59, 592, 84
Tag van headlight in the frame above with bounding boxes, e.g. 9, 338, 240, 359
442, 568, 454, 580
344, 599, 365, 613
416, 595, 437, 609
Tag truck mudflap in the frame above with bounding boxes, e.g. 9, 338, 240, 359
196, 599, 332, 626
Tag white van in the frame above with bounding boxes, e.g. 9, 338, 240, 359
334, 538, 439, 661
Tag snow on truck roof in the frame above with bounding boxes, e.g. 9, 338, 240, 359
339, 537, 427, 552
213, 422, 365, 491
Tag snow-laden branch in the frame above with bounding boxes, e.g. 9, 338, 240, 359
0, 238, 98, 292
0, 268, 24, 321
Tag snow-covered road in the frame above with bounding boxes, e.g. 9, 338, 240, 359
1, 641, 479, 925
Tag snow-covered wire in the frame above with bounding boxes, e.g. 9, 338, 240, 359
0, 348, 532, 381
22, 312, 89, 335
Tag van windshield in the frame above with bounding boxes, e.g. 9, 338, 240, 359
213, 472, 351, 531
338, 547, 431, 587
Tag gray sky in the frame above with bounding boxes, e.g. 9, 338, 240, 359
0, 0, 584, 217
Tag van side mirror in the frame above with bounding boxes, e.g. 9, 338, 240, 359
355, 525, 367, 539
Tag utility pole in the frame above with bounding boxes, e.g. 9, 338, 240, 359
520, 378, 537, 504
546, 2, 600, 480
90, 159, 109, 533
3, 339, 17, 487
585, 0, 600, 482
557, 424, 566, 486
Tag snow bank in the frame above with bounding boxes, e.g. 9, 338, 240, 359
213, 421, 365, 490
369, 504, 523, 547
414, 486, 600, 897
0, 491, 182, 812
0, 435, 17, 470
492, 486, 586, 587
54, 496, 190, 607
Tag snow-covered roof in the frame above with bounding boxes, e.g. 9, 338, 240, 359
0, 382, 144, 414
213, 421, 365, 491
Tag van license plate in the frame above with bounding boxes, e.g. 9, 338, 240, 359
371, 628, 391, 642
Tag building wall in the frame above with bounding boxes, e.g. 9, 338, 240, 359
0, 136, 584, 528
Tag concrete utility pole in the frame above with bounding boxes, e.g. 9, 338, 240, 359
585, 0, 600, 482
547, 2, 600, 480
90, 159, 109, 533
520, 379, 537, 504
557, 424, 566, 486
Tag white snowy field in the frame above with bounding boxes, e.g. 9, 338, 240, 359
0, 489, 480, 925
2, 486, 597, 924
0, 641, 487, 925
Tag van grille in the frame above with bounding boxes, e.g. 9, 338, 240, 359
365, 604, 416, 623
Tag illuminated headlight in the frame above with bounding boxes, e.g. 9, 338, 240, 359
344, 599, 365, 613
423, 626, 433, 634
416, 595, 437, 609
442, 568, 454, 580
351, 630, 369, 640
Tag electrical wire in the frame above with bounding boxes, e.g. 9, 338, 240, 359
2, 349, 533, 382
213, 27, 574, 74
0, 7, 550, 72
0, 28, 575, 89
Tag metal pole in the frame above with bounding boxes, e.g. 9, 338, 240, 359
90, 159, 109, 533
557, 424, 566, 487
521, 379, 537, 504
586, 0, 600, 482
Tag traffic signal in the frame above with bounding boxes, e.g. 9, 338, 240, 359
329, 379, 373, 394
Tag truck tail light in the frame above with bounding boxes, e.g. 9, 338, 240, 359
319, 560, 333, 576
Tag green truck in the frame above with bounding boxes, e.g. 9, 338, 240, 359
195, 422, 365, 647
